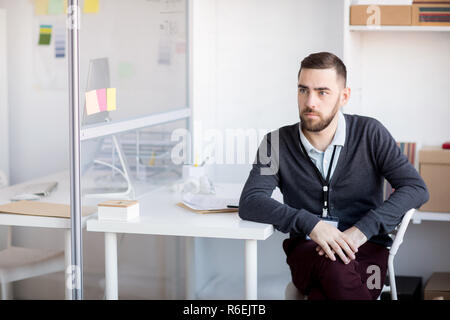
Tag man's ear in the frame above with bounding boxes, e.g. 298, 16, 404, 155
341, 87, 351, 106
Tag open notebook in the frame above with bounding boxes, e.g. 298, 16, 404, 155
177, 193, 239, 214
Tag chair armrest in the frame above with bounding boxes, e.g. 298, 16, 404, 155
389, 208, 415, 256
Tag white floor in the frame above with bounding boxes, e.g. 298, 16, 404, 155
10, 271, 291, 300
197, 273, 291, 300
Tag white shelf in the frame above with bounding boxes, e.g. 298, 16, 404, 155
412, 211, 450, 224
349, 25, 450, 32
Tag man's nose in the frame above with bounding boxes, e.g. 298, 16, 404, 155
305, 93, 318, 109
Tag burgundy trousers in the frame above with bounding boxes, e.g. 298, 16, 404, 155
283, 238, 389, 300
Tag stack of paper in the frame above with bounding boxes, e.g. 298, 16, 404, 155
178, 193, 239, 214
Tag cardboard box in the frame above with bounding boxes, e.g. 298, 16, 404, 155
413, 1, 450, 3
424, 272, 450, 300
419, 147, 450, 212
412, 3, 450, 26
350, 5, 412, 26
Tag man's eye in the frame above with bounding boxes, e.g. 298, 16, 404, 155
299, 88, 306, 94
319, 91, 327, 96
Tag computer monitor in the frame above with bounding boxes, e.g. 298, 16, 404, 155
81, 58, 111, 172
80, 58, 135, 199
82, 57, 110, 126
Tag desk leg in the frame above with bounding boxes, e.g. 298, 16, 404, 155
64, 230, 72, 300
105, 232, 118, 300
185, 237, 196, 299
245, 239, 257, 300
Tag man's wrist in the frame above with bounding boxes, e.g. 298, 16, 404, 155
352, 226, 368, 246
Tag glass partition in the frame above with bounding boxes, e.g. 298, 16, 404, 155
78, 0, 191, 199
81, 118, 188, 199
79, 0, 188, 125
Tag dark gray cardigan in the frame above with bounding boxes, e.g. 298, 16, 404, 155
239, 114, 429, 247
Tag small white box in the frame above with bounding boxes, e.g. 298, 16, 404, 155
98, 200, 140, 221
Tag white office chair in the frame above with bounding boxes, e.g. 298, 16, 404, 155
285, 208, 416, 300
0, 226, 65, 299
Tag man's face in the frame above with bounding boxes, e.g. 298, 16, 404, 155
298, 68, 348, 132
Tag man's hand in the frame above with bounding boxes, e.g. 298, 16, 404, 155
343, 226, 368, 248
309, 220, 358, 264
315, 226, 367, 261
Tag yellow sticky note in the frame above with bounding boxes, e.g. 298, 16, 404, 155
39, 28, 53, 34
85, 90, 100, 115
83, 0, 99, 13
106, 88, 117, 111
35, 0, 49, 15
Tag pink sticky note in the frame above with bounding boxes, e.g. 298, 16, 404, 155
85, 90, 100, 115
96, 88, 107, 112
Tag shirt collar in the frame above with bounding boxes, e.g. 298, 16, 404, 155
299, 111, 346, 153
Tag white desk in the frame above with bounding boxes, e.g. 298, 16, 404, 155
87, 183, 274, 300
0, 171, 94, 299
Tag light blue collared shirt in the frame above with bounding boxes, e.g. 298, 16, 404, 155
299, 111, 346, 180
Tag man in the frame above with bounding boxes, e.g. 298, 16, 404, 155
238, 52, 429, 300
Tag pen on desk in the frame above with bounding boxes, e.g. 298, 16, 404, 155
227, 205, 239, 208
200, 156, 210, 167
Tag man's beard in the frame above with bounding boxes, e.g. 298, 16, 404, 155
300, 100, 340, 132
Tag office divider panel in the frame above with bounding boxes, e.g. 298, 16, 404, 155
79, 0, 189, 124
79, 0, 191, 199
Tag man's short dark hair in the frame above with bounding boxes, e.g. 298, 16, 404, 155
298, 52, 347, 87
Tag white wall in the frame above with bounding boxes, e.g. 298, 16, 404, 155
0, 8, 8, 186
0, 8, 8, 253
357, 30, 450, 285
193, 0, 344, 136
214, 0, 343, 132
360, 31, 450, 147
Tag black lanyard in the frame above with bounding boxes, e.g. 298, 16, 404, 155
299, 139, 337, 218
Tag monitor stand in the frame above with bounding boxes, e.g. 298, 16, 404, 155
84, 134, 136, 200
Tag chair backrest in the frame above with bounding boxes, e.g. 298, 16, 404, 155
388, 208, 415, 255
